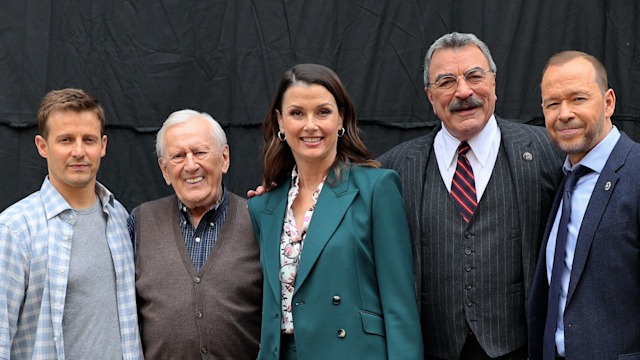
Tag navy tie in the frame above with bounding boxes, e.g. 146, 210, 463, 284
543, 165, 592, 360
450, 142, 477, 222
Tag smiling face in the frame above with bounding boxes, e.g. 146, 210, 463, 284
158, 117, 230, 211
35, 110, 107, 200
541, 57, 615, 165
277, 83, 343, 172
425, 45, 497, 141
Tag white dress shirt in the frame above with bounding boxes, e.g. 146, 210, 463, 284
434, 114, 501, 201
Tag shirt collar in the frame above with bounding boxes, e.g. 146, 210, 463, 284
563, 126, 620, 174
177, 182, 228, 215
440, 114, 498, 168
40, 177, 114, 220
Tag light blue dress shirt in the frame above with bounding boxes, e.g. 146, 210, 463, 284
545, 126, 620, 356
0, 178, 143, 360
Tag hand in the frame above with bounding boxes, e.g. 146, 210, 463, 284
247, 185, 267, 198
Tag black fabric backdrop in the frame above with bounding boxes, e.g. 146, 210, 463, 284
1, 0, 639, 211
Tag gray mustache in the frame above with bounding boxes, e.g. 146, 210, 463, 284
450, 97, 484, 111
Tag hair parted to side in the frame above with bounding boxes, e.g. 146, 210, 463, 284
260, 63, 378, 190
37, 88, 105, 139
542, 50, 609, 93
155, 109, 228, 158
423, 32, 497, 87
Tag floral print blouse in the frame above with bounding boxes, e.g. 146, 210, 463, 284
280, 167, 325, 334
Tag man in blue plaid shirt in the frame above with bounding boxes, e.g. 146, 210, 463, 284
0, 88, 142, 359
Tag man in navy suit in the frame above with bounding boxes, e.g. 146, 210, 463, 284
528, 51, 640, 359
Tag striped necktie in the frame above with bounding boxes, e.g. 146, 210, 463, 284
450, 141, 477, 222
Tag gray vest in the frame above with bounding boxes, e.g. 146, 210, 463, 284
420, 145, 526, 358
135, 193, 262, 359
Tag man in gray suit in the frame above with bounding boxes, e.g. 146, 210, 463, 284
378, 32, 564, 359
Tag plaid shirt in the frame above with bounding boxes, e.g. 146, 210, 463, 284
0, 178, 143, 360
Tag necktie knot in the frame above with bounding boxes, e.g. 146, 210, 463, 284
564, 165, 593, 193
458, 141, 471, 155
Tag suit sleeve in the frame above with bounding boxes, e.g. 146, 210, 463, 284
371, 170, 424, 359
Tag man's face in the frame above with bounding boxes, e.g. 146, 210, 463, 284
158, 117, 230, 211
541, 57, 615, 165
425, 45, 497, 141
35, 110, 106, 197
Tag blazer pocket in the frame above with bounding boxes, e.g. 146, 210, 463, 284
618, 352, 640, 359
594, 219, 629, 240
509, 281, 525, 295
359, 310, 386, 337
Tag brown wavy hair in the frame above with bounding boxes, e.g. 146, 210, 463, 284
260, 64, 378, 190
37, 88, 105, 140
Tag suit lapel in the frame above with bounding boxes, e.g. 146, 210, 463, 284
402, 133, 433, 238
399, 130, 434, 300
567, 134, 631, 304
259, 183, 291, 303
498, 119, 542, 295
294, 167, 358, 293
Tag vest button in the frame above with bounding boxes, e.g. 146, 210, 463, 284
337, 329, 346, 338
332, 296, 341, 305
194, 277, 201, 283
464, 248, 472, 255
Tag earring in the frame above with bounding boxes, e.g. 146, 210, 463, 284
277, 131, 286, 141
337, 128, 345, 137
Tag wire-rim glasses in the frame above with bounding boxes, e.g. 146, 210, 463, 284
427, 68, 494, 93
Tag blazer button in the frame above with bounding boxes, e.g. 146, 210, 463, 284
337, 329, 346, 338
332, 296, 341, 305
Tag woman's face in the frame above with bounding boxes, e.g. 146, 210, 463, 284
277, 83, 343, 171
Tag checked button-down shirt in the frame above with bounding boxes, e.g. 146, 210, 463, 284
0, 178, 142, 360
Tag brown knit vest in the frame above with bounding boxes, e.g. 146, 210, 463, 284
135, 193, 262, 359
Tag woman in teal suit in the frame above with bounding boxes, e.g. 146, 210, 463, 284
248, 64, 423, 359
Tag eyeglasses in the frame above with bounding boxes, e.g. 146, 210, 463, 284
427, 69, 493, 93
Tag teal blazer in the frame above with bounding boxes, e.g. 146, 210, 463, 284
249, 166, 423, 359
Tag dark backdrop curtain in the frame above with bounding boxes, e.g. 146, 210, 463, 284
1, 0, 638, 210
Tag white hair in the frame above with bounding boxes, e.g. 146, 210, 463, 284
155, 109, 227, 158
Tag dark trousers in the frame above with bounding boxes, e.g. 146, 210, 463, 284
280, 334, 297, 360
426, 335, 528, 360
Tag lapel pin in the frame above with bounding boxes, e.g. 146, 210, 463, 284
604, 181, 611, 191
522, 152, 533, 162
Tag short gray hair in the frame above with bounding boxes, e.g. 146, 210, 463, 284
155, 109, 227, 158
423, 32, 497, 87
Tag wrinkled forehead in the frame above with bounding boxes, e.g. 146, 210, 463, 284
430, 45, 490, 77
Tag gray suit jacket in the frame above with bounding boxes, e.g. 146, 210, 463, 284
379, 117, 563, 356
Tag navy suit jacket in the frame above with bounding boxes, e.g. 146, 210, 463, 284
529, 133, 640, 359
248, 166, 423, 360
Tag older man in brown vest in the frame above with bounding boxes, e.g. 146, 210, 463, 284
127, 109, 261, 359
